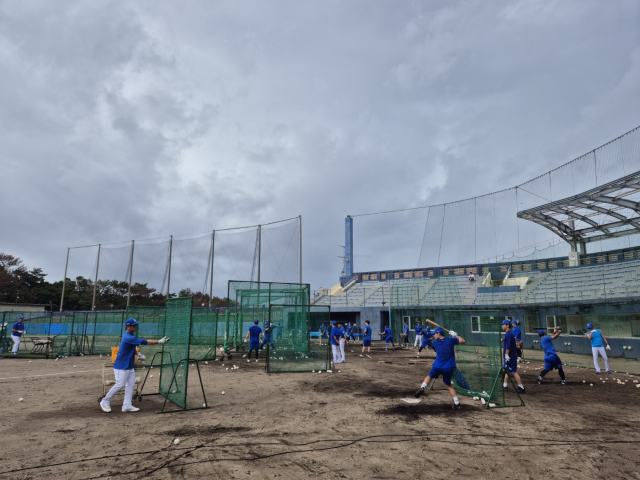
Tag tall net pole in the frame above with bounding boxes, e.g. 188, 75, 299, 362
91, 244, 101, 311
59, 247, 70, 311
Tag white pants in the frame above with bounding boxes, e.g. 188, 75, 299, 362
11, 335, 21, 354
414, 334, 422, 347
102, 368, 136, 410
339, 338, 346, 363
592, 347, 610, 373
332, 345, 341, 365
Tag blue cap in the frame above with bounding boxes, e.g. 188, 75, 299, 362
417, 320, 421, 323
331, 320, 337, 325
426, 326, 431, 331
254, 319, 259, 324
265, 321, 269, 325
511, 320, 518, 325
434, 327, 444, 335
501, 320, 512, 326
538, 329, 546, 336
17, 315, 24, 320
586, 322, 594, 329
126, 318, 139, 326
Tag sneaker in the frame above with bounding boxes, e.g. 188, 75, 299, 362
247, 359, 250, 363
255, 359, 259, 362
359, 354, 364, 357
122, 406, 140, 412
452, 403, 462, 410
561, 380, 566, 385
517, 386, 525, 394
416, 354, 420, 358
502, 385, 509, 391
414, 387, 425, 398
99, 401, 111, 413
595, 371, 601, 375
606, 371, 611, 374
367, 355, 372, 359
537, 376, 542, 384
385, 348, 388, 351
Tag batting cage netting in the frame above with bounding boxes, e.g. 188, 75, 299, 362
442, 310, 523, 408
190, 306, 221, 361
228, 280, 311, 351
158, 297, 193, 411
266, 305, 331, 374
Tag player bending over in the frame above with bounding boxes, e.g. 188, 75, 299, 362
537, 328, 566, 385
245, 320, 263, 362
359, 320, 372, 359
586, 322, 611, 374
379, 326, 396, 351
100, 318, 169, 413
502, 320, 525, 393
414, 327, 465, 409
416, 326, 433, 358
401, 322, 409, 347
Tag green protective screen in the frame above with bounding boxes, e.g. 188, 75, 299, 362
267, 305, 331, 373
159, 297, 193, 408
442, 310, 513, 405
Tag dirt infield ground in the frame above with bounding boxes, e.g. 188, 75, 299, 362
1, 345, 639, 479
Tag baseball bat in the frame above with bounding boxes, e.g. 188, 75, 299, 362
424, 319, 451, 333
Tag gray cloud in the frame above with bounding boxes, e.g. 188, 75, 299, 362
0, 0, 638, 295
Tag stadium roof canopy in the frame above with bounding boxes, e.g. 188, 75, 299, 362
517, 171, 640, 245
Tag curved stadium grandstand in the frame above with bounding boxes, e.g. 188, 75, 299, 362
313, 126, 640, 374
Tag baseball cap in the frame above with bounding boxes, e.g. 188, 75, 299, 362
17, 315, 24, 320
434, 327, 444, 335
331, 320, 337, 325
586, 322, 594, 329
538, 329, 546, 336
126, 318, 139, 326
425, 326, 431, 331
254, 319, 259, 324
501, 320, 512, 326
511, 320, 518, 325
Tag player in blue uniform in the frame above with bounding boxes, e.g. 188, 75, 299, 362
244, 320, 263, 362
330, 320, 342, 364
502, 320, 525, 393
100, 318, 169, 413
359, 320, 373, 359
379, 326, 396, 351
413, 321, 423, 348
402, 323, 410, 347
511, 320, 523, 362
537, 328, 566, 385
586, 322, 611, 374
319, 324, 328, 346
260, 321, 274, 350
346, 322, 355, 344
415, 327, 465, 409
416, 326, 433, 358
11, 315, 25, 354
338, 322, 347, 362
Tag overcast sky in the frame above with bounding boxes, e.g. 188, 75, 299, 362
1, 0, 639, 294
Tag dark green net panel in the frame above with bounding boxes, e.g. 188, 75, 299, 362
159, 297, 193, 409
228, 280, 311, 350
267, 305, 331, 373
442, 310, 511, 405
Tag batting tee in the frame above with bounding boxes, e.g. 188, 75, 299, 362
139, 297, 208, 413
266, 305, 331, 374
441, 310, 524, 408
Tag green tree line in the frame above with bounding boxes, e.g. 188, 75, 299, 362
0, 253, 229, 310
